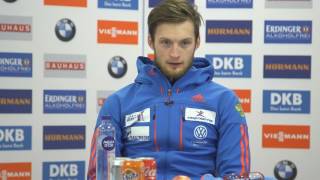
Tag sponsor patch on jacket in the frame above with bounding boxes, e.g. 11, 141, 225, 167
185, 107, 216, 125
126, 126, 149, 141
235, 103, 245, 117
125, 108, 150, 127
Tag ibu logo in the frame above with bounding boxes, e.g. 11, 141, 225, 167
206, 54, 251, 77
0, 126, 31, 150
263, 90, 310, 113
43, 161, 85, 180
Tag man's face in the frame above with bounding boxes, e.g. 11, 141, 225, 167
148, 20, 200, 81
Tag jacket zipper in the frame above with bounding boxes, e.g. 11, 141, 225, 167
165, 88, 172, 179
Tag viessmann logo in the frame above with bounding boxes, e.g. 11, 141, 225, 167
97, 20, 138, 44
0, 15, 32, 40
44, 0, 87, 7
233, 89, 251, 113
206, 20, 252, 43
206, 54, 251, 78
44, 54, 86, 78
43, 126, 85, 150
262, 125, 310, 149
0, 52, 32, 77
0, 126, 31, 151
43, 90, 86, 113
263, 90, 310, 114
264, 20, 312, 43
43, 161, 85, 179
0, 162, 32, 179
0, 89, 32, 113
264, 55, 311, 79
207, 0, 253, 8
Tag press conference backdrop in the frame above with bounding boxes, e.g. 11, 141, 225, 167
0, 0, 319, 179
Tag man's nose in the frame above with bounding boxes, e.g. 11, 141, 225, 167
169, 44, 181, 58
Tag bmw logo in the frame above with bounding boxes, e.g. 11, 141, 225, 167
55, 18, 76, 42
3, 0, 17, 2
108, 56, 127, 78
274, 160, 297, 180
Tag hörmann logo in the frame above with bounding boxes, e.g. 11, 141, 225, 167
207, 0, 253, 8
98, 0, 138, 10
0, 52, 32, 77
206, 20, 252, 43
264, 20, 312, 43
0, 89, 32, 113
262, 125, 310, 149
44, 0, 87, 7
43, 90, 86, 113
44, 54, 86, 78
97, 20, 138, 44
264, 55, 311, 79
263, 90, 310, 114
43, 126, 85, 149
0, 126, 31, 151
43, 161, 85, 179
266, 0, 312, 9
206, 54, 251, 78
0, 15, 32, 40
0, 162, 32, 179
233, 89, 251, 113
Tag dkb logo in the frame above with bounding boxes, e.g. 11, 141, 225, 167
43, 161, 85, 180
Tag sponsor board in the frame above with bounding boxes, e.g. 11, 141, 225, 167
264, 20, 312, 44
44, 0, 87, 7
43, 126, 85, 149
207, 0, 253, 8
264, 55, 311, 79
263, 90, 310, 113
265, 0, 312, 8
44, 53, 86, 78
97, 91, 113, 113
149, 0, 194, 7
0, 52, 32, 77
0, 89, 32, 113
43, 161, 85, 180
0, 15, 32, 40
0, 126, 31, 151
263, 125, 310, 149
98, 0, 138, 10
206, 20, 252, 43
233, 89, 251, 113
206, 54, 251, 78
43, 90, 86, 113
97, 20, 138, 44
0, 162, 32, 179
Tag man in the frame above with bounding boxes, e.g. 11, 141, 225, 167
88, 0, 250, 179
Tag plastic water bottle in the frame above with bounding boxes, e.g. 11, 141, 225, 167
96, 115, 116, 180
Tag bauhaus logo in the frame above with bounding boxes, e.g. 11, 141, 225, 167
44, 53, 86, 78
264, 20, 312, 44
43, 126, 85, 149
0, 52, 32, 77
43, 161, 85, 180
206, 20, 252, 43
98, 0, 138, 10
206, 54, 251, 78
233, 89, 251, 113
0, 89, 32, 113
265, 0, 312, 9
264, 55, 311, 79
44, 0, 87, 7
262, 125, 310, 149
0, 15, 32, 40
0, 126, 31, 151
0, 162, 32, 179
263, 90, 310, 114
97, 20, 138, 44
207, 0, 253, 8
43, 90, 86, 113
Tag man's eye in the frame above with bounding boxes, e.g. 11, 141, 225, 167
161, 40, 171, 47
181, 41, 191, 47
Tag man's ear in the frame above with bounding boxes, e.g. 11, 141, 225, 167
148, 35, 154, 50
195, 36, 200, 49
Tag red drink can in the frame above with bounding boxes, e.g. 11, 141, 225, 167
138, 157, 157, 180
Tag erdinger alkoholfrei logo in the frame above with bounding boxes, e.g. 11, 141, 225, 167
264, 20, 312, 44
43, 161, 85, 179
108, 56, 127, 78
98, 0, 138, 10
207, 0, 253, 8
274, 160, 297, 180
55, 18, 76, 42
0, 52, 32, 77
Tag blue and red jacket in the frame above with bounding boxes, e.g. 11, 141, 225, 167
88, 56, 250, 180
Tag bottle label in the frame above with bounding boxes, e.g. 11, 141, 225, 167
101, 136, 115, 151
